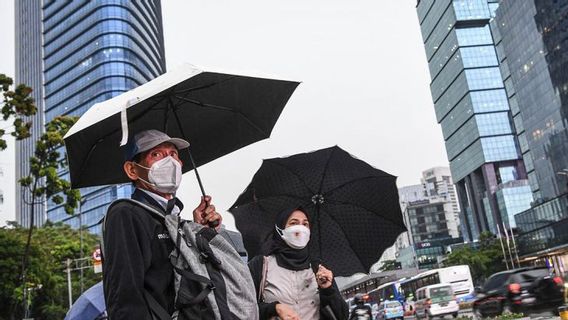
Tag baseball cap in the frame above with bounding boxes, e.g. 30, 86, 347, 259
124, 129, 190, 160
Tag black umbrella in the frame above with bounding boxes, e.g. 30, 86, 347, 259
63, 64, 299, 191
229, 146, 407, 276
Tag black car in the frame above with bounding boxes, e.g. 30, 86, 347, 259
472, 267, 564, 317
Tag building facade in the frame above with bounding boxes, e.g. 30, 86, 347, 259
387, 167, 462, 270
16, 0, 167, 232
493, 0, 568, 270
15, 0, 45, 228
416, 0, 533, 242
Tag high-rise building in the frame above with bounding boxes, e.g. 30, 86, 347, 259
15, 0, 44, 228
492, 0, 568, 268
385, 167, 462, 269
15, 1, 167, 232
416, 0, 533, 242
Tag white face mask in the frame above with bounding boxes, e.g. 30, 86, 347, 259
135, 156, 182, 194
276, 225, 311, 249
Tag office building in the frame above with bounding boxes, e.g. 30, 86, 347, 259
15, 1, 167, 232
15, 0, 44, 228
493, 0, 568, 269
416, 0, 533, 242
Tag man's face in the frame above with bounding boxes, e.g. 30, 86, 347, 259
123, 142, 183, 189
138, 142, 182, 168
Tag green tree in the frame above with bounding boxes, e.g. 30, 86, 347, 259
0, 74, 37, 150
18, 115, 81, 316
444, 231, 506, 284
379, 259, 400, 272
0, 222, 101, 320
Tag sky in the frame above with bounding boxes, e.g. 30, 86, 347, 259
0, 1, 449, 229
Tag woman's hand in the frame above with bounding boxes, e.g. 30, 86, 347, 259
275, 303, 300, 320
316, 265, 333, 289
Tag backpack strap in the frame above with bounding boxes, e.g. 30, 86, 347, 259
144, 290, 172, 320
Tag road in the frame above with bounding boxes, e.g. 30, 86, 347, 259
402, 308, 559, 319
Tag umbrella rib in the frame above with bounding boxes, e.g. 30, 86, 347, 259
315, 205, 369, 274
267, 161, 317, 195
323, 175, 394, 196
317, 147, 338, 194
172, 95, 269, 138
174, 76, 238, 94
325, 199, 407, 229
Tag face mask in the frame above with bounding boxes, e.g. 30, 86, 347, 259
276, 225, 311, 249
135, 156, 182, 194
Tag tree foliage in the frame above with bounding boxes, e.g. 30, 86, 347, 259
0, 74, 37, 150
443, 231, 506, 284
0, 222, 101, 320
379, 259, 400, 272
16, 114, 81, 318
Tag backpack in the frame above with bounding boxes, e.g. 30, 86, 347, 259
102, 198, 259, 320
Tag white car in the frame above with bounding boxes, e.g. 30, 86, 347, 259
413, 283, 459, 319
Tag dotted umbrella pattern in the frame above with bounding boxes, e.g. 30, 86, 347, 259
230, 146, 407, 276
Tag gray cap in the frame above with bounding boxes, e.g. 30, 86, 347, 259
125, 129, 190, 160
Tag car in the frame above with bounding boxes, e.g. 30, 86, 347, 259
414, 283, 459, 319
472, 267, 565, 318
376, 300, 404, 320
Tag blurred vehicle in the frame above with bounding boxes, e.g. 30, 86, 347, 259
414, 284, 459, 319
472, 267, 565, 318
399, 265, 474, 303
376, 300, 404, 320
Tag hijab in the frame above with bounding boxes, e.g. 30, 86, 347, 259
265, 207, 311, 271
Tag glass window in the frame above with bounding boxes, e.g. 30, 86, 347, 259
455, 25, 493, 47
453, 0, 490, 21
465, 67, 504, 90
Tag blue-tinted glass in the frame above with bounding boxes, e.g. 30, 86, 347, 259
455, 26, 493, 46
476, 112, 512, 136
460, 45, 498, 68
453, 0, 490, 21
465, 67, 504, 90
471, 89, 510, 113
481, 135, 519, 162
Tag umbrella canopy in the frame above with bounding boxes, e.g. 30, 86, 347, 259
65, 281, 106, 320
229, 146, 407, 276
64, 63, 299, 188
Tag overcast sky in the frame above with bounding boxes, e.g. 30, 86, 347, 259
0, 1, 448, 229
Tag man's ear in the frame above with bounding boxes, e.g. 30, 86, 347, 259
123, 161, 139, 181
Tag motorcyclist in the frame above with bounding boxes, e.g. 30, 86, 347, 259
348, 293, 373, 320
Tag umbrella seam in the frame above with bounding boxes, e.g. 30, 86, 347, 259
265, 161, 317, 195
317, 147, 337, 194
324, 199, 407, 229
172, 95, 270, 138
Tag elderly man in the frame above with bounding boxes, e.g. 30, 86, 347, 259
102, 129, 222, 319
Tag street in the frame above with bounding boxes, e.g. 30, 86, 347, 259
402, 308, 559, 319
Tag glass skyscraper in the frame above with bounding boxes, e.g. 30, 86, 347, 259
416, 0, 533, 242
493, 0, 568, 264
16, 1, 166, 233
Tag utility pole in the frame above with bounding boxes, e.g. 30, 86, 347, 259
66, 258, 73, 309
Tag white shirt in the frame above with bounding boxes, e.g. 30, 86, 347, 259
139, 188, 181, 216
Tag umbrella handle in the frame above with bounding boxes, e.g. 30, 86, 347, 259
187, 149, 219, 229
173, 104, 219, 229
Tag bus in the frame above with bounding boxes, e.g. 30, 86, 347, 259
399, 265, 474, 303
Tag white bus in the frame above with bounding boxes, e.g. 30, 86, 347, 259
399, 265, 474, 303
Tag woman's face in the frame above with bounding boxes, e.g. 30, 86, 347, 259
285, 210, 310, 229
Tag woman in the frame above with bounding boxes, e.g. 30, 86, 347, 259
248, 207, 348, 320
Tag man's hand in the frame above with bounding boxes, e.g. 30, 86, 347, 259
192, 196, 222, 229
275, 303, 300, 320
316, 265, 333, 289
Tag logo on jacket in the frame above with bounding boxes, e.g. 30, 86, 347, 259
157, 233, 170, 239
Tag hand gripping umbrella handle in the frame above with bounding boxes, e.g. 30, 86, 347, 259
187, 149, 219, 229
171, 103, 219, 229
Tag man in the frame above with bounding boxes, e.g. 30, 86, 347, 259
348, 294, 372, 320
102, 129, 222, 319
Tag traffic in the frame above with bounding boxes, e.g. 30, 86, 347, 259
342, 265, 567, 319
